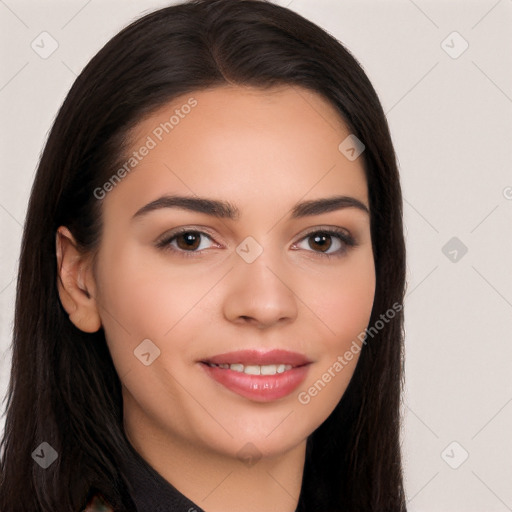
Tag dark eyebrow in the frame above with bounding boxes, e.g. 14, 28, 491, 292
132, 195, 241, 220
132, 194, 369, 221
290, 195, 369, 217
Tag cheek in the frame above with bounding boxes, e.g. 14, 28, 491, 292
310, 251, 376, 347
93, 242, 225, 381
296, 251, 375, 411
96, 242, 170, 323
93, 249, 182, 367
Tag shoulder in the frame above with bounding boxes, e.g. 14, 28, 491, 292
82, 492, 115, 512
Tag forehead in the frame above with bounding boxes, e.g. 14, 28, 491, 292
102, 85, 368, 218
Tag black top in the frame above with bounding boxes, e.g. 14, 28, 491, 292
119, 441, 206, 512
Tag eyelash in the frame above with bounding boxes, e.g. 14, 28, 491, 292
155, 226, 358, 260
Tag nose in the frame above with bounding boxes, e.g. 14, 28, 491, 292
222, 252, 298, 329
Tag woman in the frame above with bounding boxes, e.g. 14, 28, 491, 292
0, 0, 407, 510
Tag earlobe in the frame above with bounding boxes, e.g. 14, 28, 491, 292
55, 226, 102, 333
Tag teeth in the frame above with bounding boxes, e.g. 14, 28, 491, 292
208, 363, 293, 375
276, 364, 286, 374
244, 365, 261, 375
261, 364, 277, 375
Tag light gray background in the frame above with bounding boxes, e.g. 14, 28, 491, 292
1, 0, 511, 510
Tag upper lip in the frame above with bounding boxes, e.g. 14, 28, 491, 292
201, 349, 312, 367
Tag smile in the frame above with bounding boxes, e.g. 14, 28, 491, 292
205, 363, 294, 375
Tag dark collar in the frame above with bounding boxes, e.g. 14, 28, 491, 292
120, 441, 206, 512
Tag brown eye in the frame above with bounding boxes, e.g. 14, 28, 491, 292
175, 232, 202, 251
308, 233, 333, 253
294, 228, 356, 258
156, 229, 216, 255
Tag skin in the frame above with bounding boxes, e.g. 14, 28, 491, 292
56, 85, 376, 512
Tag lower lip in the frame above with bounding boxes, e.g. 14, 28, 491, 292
200, 363, 311, 402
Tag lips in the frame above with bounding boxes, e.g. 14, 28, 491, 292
199, 349, 312, 402
201, 349, 312, 367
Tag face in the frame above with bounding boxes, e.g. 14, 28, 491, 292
89, 85, 375, 461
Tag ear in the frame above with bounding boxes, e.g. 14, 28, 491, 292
55, 226, 102, 333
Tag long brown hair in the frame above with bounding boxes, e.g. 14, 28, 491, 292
0, 1, 407, 510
